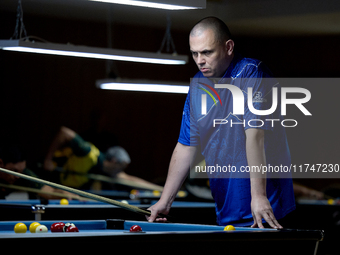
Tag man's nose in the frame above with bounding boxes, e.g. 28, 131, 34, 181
196, 54, 205, 65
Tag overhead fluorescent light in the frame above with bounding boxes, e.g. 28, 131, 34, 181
96, 79, 189, 94
0, 40, 188, 65
88, 0, 206, 10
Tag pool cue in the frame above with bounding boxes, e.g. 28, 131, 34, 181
0, 183, 94, 201
0, 167, 170, 220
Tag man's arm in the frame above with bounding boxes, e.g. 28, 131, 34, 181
245, 128, 282, 229
115, 171, 164, 191
293, 182, 324, 199
43, 126, 76, 171
39, 185, 82, 200
147, 142, 197, 222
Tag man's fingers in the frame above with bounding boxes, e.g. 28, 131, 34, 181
256, 215, 264, 228
252, 212, 264, 228
266, 214, 283, 229
252, 210, 283, 229
154, 217, 168, 222
146, 207, 158, 222
272, 219, 283, 229
262, 211, 283, 229
250, 213, 257, 228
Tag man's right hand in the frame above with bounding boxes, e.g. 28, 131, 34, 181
145, 142, 196, 223
146, 200, 171, 223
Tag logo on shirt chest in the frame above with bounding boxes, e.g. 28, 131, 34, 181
253, 91, 267, 103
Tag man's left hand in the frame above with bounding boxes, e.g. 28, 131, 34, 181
251, 195, 283, 229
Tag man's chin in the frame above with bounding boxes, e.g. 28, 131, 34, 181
201, 72, 213, 78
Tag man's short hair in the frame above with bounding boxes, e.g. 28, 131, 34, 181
190, 16, 232, 44
105, 146, 131, 164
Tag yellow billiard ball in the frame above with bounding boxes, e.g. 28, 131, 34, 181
327, 199, 335, 205
152, 190, 161, 196
60, 198, 69, 205
14, 223, 27, 233
177, 191, 186, 197
130, 189, 138, 195
224, 225, 235, 231
29, 222, 41, 233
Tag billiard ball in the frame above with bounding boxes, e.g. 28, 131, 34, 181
328, 199, 335, 205
224, 225, 235, 231
63, 223, 74, 231
14, 223, 27, 233
60, 198, 69, 205
65, 225, 79, 232
64, 222, 79, 232
63, 223, 79, 232
177, 191, 186, 197
51, 222, 65, 232
121, 200, 129, 204
152, 190, 161, 196
129, 225, 142, 232
130, 189, 138, 195
29, 222, 41, 233
35, 225, 48, 233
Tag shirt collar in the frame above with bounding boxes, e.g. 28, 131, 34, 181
220, 51, 242, 80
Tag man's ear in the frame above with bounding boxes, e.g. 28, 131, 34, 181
225, 39, 235, 55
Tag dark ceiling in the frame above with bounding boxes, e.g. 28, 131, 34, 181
1, 0, 340, 36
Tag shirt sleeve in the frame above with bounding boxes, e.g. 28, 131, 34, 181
178, 90, 200, 146
69, 134, 92, 157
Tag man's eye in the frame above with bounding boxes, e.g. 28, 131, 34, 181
192, 52, 198, 57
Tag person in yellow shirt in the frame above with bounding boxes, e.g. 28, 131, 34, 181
43, 126, 162, 191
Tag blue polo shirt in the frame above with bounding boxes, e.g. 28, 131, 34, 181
179, 53, 295, 226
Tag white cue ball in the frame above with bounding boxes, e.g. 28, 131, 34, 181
121, 200, 129, 204
35, 225, 48, 233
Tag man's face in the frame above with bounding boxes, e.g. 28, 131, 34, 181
190, 28, 231, 78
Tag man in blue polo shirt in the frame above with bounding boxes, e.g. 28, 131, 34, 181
147, 17, 295, 228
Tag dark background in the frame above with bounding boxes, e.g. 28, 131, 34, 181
0, 1, 339, 189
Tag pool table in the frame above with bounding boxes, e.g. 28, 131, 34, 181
0, 219, 323, 255
290, 199, 340, 255
0, 199, 217, 224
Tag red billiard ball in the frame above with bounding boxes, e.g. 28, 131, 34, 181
63, 223, 75, 232
65, 226, 79, 232
129, 225, 142, 232
51, 222, 65, 232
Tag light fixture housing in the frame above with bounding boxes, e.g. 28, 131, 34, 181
96, 79, 189, 94
0, 40, 188, 65
88, 0, 206, 10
